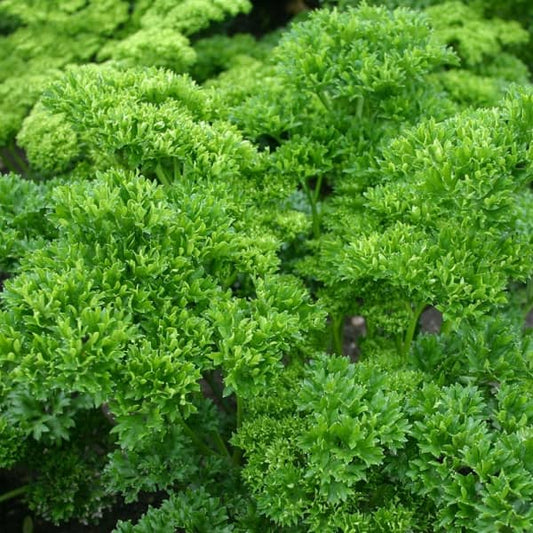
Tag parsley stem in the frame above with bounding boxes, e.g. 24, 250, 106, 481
179, 416, 216, 457
312, 174, 324, 238
302, 179, 322, 239
440, 319, 453, 335
212, 431, 232, 459
313, 173, 324, 204
7, 143, 30, 176
0, 485, 28, 503
172, 158, 180, 181
356, 96, 364, 119
155, 163, 171, 186
0, 150, 20, 174
310, 201, 320, 239
317, 90, 333, 113
232, 396, 244, 466
402, 302, 426, 357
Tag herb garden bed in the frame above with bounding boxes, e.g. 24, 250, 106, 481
0, 1, 532, 531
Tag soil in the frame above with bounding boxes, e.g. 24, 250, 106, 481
341, 306, 445, 359
0, 272, 10, 292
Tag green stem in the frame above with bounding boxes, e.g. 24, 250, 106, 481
440, 319, 453, 336
212, 431, 232, 459
402, 302, 426, 357
310, 200, 320, 239
313, 173, 324, 204
172, 158, 181, 181
0, 485, 28, 504
317, 90, 333, 113
313, 174, 324, 238
179, 417, 216, 457
232, 396, 244, 466
0, 151, 19, 174
302, 180, 321, 239
356, 96, 364, 119
7, 144, 30, 176
332, 314, 344, 355
155, 164, 171, 186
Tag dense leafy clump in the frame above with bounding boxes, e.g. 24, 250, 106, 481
318, 0, 533, 104
313, 88, 533, 351
19, 66, 245, 178
0, 0, 252, 150
0, 174, 56, 274
220, 4, 457, 244
237, 325, 533, 532
0, 0, 129, 147
0, 169, 323, 523
0, 2, 532, 531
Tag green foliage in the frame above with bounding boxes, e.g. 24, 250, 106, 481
0, 0, 130, 146
411, 314, 533, 390
104, 424, 201, 503
130, 0, 251, 36
18, 63, 296, 236
1, 2, 532, 531
1, 168, 321, 438
0, 167, 323, 522
235, 354, 421, 530
23, 413, 112, 524
113, 488, 233, 533
237, 337, 532, 531
316, 88, 533, 346
406, 381, 533, 531
0, 414, 26, 468
426, 2, 528, 68
20, 65, 262, 188
96, 0, 254, 72
17, 103, 80, 176
98, 28, 197, 72
192, 33, 277, 82
316, 0, 532, 107
0, 71, 64, 148
0, 0, 252, 148
426, 1, 530, 106
226, 4, 456, 244
274, 5, 451, 109
0, 173, 56, 273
